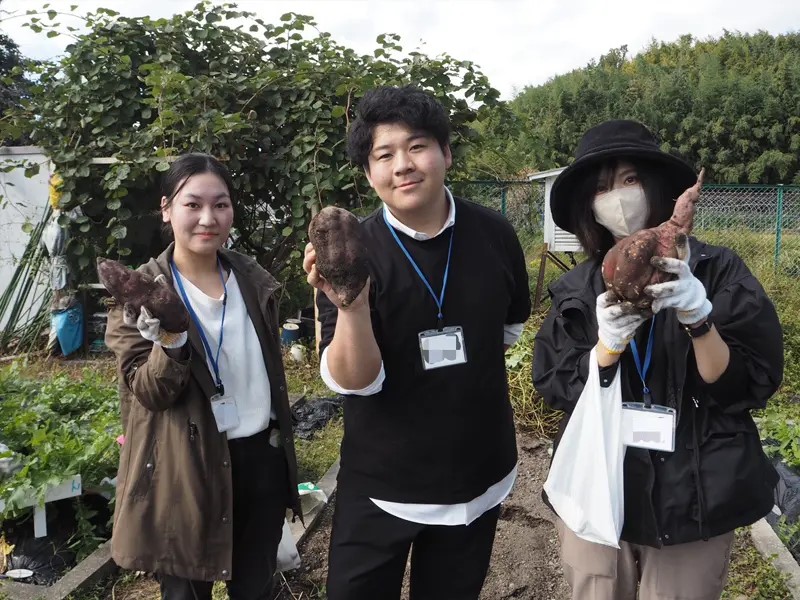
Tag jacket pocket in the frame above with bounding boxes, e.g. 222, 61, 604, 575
696, 427, 776, 523
131, 437, 158, 500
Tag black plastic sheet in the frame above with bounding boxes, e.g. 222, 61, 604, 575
291, 396, 343, 440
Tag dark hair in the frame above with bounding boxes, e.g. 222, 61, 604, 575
346, 85, 451, 169
162, 153, 234, 206
569, 157, 674, 258
160, 153, 235, 241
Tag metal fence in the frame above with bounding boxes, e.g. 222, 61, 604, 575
448, 180, 545, 239
449, 180, 800, 280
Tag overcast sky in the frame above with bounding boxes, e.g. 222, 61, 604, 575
1, 0, 798, 99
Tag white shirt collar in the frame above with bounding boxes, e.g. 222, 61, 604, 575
382, 187, 456, 241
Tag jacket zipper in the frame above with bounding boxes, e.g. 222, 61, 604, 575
691, 395, 710, 540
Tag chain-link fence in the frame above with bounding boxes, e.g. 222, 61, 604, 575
448, 180, 545, 243
695, 185, 800, 279
450, 180, 800, 284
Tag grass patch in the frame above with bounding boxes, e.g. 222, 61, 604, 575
506, 312, 562, 438
281, 343, 343, 483
722, 528, 792, 599
282, 343, 330, 399
295, 417, 343, 484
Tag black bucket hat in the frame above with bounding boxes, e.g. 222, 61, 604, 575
550, 120, 697, 234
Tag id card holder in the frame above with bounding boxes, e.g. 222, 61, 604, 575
418, 326, 467, 370
621, 402, 676, 452
622, 402, 675, 452
210, 394, 240, 433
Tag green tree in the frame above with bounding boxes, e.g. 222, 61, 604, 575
475, 32, 800, 184
0, 31, 32, 143
1, 1, 501, 314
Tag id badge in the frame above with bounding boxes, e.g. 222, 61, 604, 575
210, 394, 240, 433
418, 326, 467, 370
621, 403, 676, 452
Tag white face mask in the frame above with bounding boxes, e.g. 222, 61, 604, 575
592, 186, 649, 239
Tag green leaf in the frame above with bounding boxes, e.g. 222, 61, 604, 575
155, 162, 170, 172
281, 226, 293, 237
46, 31, 60, 38
21, 222, 33, 234
106, 198, 121, 210
110, 225, 127, 239
331, 105, 346, 118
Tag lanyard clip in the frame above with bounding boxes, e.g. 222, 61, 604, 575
643, 386, 652, 408
216, 383, 225, 396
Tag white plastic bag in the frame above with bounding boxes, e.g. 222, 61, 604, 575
276, 518, 301, 572
543, 347, 626, 548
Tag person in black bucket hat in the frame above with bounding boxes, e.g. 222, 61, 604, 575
533, 119, 783, 599
550, 120, 697, 237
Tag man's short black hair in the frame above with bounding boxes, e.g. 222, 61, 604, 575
347, 86, 451, 169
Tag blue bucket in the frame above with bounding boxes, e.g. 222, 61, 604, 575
281, 322, 301, 346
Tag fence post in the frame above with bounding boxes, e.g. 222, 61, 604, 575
501, 187, 507, 216
775, 184, 785, 269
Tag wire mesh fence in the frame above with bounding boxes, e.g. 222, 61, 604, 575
448, 180, 545, 237
450, 181, 800, 310
450, 179, 800, 290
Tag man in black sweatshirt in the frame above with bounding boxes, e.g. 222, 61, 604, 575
303, 85, 532, 600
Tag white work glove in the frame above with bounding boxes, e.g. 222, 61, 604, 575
646, 241, 712, 325
123, 304, 188, 349
596, 291, 651, 354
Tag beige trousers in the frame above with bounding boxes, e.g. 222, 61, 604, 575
556, 519, 734, 600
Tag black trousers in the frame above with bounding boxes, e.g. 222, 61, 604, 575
159, 429, 288, 600
326, 485, 501, 600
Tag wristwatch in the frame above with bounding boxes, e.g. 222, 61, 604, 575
683, 318, 713, 339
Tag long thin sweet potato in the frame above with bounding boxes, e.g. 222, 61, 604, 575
602, 169, 704, 308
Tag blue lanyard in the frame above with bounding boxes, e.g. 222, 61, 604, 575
170, 259, 228, 395
629, 316, 657, 407
384, 214, 454, 330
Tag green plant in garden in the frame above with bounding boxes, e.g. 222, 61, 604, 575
0, 362, 120, 515
721, 529, 792, 599
0, 2, 501, 318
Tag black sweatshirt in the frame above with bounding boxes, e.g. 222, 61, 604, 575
317, 196, 532, 503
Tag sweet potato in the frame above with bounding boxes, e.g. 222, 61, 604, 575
308, 206, 369, 307
96, 257, 190, 332
602, 169, 704, 308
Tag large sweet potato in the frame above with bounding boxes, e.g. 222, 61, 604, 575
308, 206, 369, 307
96, 257, 190, 332
602, 169, 704, 308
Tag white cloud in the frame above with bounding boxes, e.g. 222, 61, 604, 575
1, 0, 798, 99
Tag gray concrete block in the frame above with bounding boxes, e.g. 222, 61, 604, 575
750, 517, 800, 599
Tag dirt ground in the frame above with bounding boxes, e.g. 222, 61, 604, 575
274, 430, 570, 600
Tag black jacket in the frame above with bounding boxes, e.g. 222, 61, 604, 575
533, 237, 783, 547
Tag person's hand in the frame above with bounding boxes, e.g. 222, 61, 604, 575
303, 242, 370, 311
596, 292, 651, 354
123, 304, 188, 348
645, 235, 712, 325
